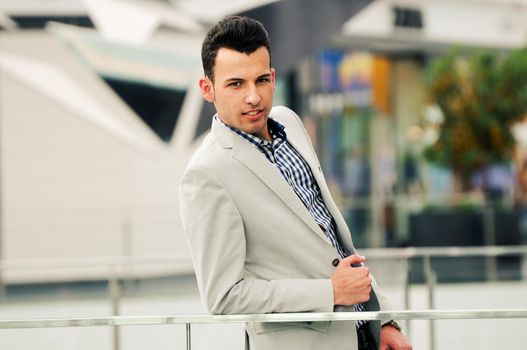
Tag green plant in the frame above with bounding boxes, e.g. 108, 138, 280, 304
424, 47, 527, 190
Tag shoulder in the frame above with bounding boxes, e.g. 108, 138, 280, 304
269, 106, 303, 128
269, 105, 311, 142
182, 134, 231, 182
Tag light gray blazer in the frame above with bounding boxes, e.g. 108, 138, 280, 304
179, 106, 392, 350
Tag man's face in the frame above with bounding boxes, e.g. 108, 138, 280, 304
199, 46, 275, 141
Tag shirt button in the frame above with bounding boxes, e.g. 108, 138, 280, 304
332, 258, 340, 267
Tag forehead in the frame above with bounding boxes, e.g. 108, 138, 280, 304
214, 46, 271, 79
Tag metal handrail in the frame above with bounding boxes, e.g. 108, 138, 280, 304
1, 247, 525, 350
360, 245, 527, 258
0, 245, 526, 270
0, 254, 191, 270
1, 309, 526, 329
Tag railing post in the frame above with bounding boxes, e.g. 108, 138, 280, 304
483, 203, 498, 281
109, 266, 121, 350
423, 255, 436, 350
0, 265, 7, 301
404, 257, 411, 340
186, 323, 191, 350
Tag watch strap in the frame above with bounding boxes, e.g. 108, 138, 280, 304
381, 320, 402, 332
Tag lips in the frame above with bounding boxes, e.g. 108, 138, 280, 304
242, 108, 264, 120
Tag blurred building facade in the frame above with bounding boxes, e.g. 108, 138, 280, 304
0, 0, 526, 307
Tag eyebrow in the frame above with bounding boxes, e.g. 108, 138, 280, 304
224, 77, 244, 83
257, 73, 272, 80
224, 73, 272, 83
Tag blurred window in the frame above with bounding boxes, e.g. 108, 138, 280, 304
103, 77, 185, 143
9, 16, 94, 29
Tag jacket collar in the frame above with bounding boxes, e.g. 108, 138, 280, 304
210, 111, 334, 248
211, 114, 235, 149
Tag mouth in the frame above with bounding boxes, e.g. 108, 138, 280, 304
242, 108, 265, 120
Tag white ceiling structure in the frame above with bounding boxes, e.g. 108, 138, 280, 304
1, 0, 526, 53
0, 0, 280, 21
340, 0, 527, 52
83, 0, 204, 45
1, 0, 527, 51
0, 47, 166, 156
2, 0, 527, 147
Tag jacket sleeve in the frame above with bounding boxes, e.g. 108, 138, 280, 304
179, 165, 335, 315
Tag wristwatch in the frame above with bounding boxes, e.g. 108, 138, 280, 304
381, 320, 402, 332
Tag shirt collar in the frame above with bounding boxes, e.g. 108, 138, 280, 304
268, 118, 287, 140
216, 115, 287, 147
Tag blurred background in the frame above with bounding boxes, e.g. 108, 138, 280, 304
0, 0, 527, 349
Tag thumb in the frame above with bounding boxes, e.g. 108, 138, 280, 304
342, 254, 366, 266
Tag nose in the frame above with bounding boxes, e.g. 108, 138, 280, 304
245, 85, 261, 105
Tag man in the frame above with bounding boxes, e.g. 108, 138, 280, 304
179, 15, 411, 350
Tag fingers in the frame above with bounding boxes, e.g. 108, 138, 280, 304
380, 326, 413, 350
353, 265, 371, 281
341, 254, 366, 266
331, 254, 373, 305
356, 269, 372, 303
357, 291, 371, 303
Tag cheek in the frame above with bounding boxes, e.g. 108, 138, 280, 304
217, 87, 237, 98
263, 87, 274, 99
221, 90, 245, 106
215, 92, 240, 113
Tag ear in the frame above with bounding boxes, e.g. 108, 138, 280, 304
199, 76, 215, 103
270, 68, 276, 91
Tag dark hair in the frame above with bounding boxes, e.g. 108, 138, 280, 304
201, 15, 271, 82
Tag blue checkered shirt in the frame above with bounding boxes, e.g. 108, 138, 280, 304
218, 116, 367, 327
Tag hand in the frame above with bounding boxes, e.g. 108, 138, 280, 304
331, 254, 371, 306
379, 325, 412, 350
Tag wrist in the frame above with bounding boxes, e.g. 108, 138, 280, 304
331, 278, 341, 305
381, 320, 402, 332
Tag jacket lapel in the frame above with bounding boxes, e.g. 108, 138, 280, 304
211, 116, 333, 247
282, 119, 357, 253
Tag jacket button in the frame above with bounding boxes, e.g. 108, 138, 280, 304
332, 258, 340, 267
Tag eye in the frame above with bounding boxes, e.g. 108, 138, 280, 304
228, 81, 242, 87
257, 77, 271, 84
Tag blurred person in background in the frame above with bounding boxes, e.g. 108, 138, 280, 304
179, 15, 411, 350
515, 160, 527, 206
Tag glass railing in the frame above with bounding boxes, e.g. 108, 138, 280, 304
0, 245, 526, 350
1, 309, 526, 350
